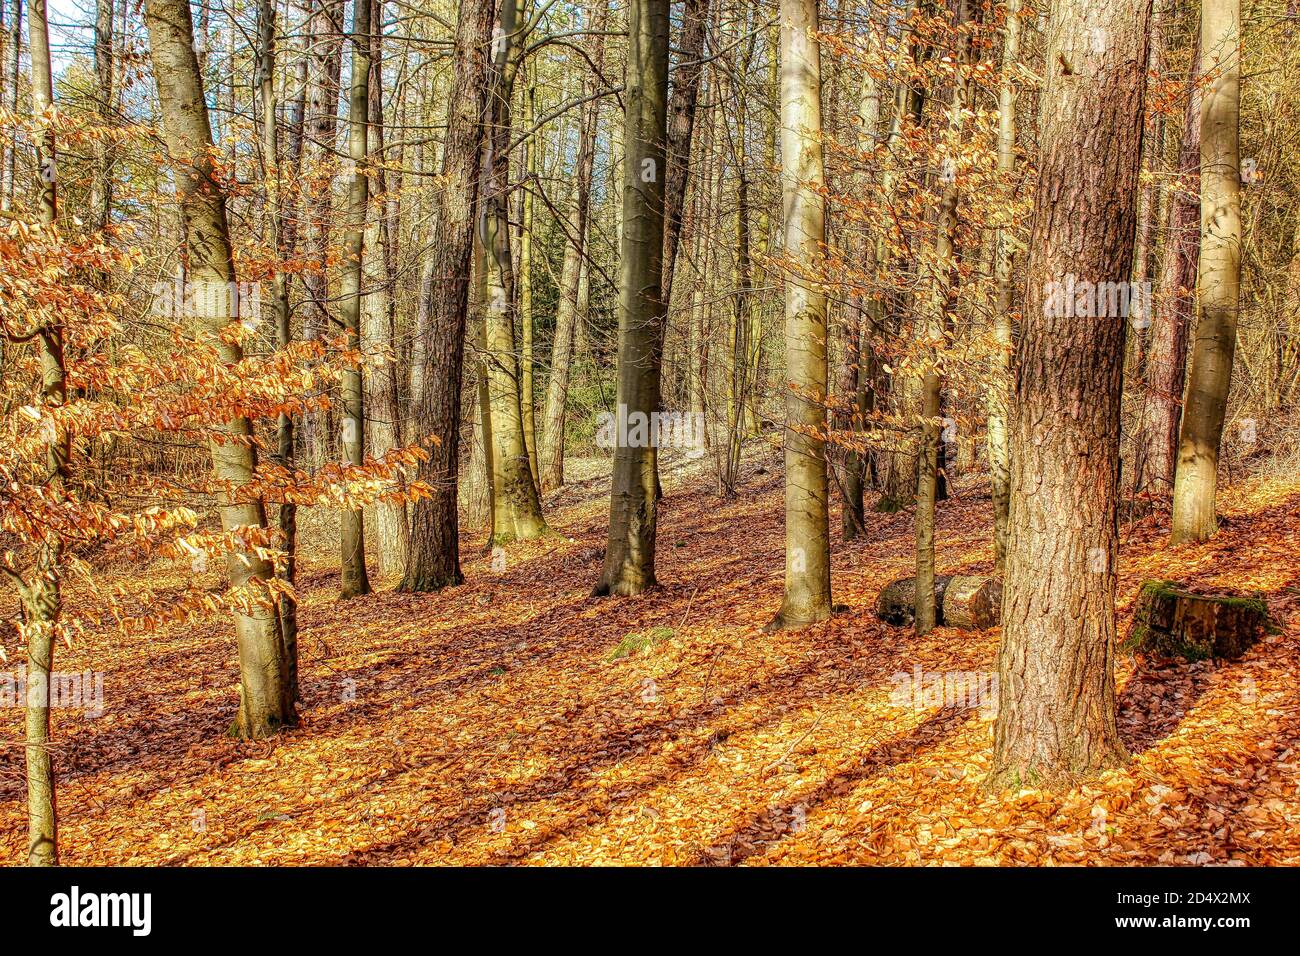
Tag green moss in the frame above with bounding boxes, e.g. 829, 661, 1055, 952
609, 626, 675, 661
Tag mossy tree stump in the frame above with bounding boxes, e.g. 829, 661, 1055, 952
876, 575, 1001, 629
1123, 580, 1269, 661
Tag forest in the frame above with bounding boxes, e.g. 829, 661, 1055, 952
0, 0, 1296, 877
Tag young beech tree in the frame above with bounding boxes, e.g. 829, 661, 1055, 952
594, 0, 670, 597
144, 0, 294, 737
478, 0, 549, 545
1172, 0, 1241, 543
766, 0, 832, 632
337, 0, 373, 598
988, 0, 1021, 569
914, 0, 973, 636
993, 0, 1153, 785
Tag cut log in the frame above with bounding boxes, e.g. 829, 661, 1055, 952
877, 576, 952, 626
876, 574, 1001, 629
1123, 580, 1269, 661
943, 575, 1003, 629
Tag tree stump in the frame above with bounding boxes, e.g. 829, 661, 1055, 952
943, 575, 1003, 629
876, 574, 1001, 629
1123, 580, 1269, 661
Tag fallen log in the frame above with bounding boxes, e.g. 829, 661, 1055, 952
942, 575, 1003, 630
876, 574, 1001, 629
1123, 580, 1269, 661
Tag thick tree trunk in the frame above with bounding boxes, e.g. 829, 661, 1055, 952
766, 0, 832, 631
145, 0, 294, 738
400, 0, 494, 591
992, 0, 1152, 787
594, 0, 670, 596
1171, 0, 1240, 544
338, 0, 373, 598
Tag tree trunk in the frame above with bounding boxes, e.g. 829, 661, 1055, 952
519, 83, 541, 490
1, 0, 21, 213
541, 0, 608, 492
661, 0, 710, 308
400, 0, 494, 591
992, 0, 1152, 788
988, 0, 1021, 569
593, 0, 670, 596
480, 0, 548, 544
337, 0, 373, 598
362, 0, 409, 580
22, 0, 65, 867
92, 0, 114, 230
301, 0, 344, 471
765, 0, 831, 631
1171, 0, 1240, 544
1133, 39, 1200, 496
915, 0, 972, 636
256, 0, 302, 702
145, 0, 294, 738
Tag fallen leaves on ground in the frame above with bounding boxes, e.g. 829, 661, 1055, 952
2, 453, 1297, 866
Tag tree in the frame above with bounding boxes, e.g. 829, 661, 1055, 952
144, 0, 295, 738
1171, 0, 1241, 543
400, 0, 494, 591
479, 0, 549, 544
337, 0, 373, 598
18, 0, 65, 867
541, 0, 609, 492
1133, 38, 1201, 497
992, 0, 1153, 786
915, 0, 974, 635
765, 0, 831, 632
594, 0, 670, 597
987, 0, 1021, 568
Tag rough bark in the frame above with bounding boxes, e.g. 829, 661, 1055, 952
992, 0, 1152, 787
400, 0, 494, 591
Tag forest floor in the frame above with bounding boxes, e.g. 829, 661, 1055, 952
2, 445, 1298, 866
